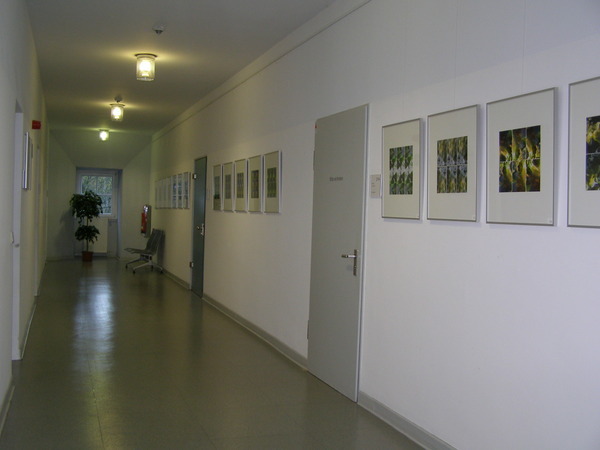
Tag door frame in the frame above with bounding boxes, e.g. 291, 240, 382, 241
192, 156, 207, 296
12, 110, 24, 360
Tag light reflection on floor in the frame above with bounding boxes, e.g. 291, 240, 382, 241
0, 258, 422, 449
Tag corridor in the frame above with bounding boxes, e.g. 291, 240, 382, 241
0, 259, 420, 449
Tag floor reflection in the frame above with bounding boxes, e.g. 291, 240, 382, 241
0, 258, 422, 449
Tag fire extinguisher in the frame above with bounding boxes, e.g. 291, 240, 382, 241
141, 205, 151, 236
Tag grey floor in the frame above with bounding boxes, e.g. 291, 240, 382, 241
0, 259, 422, 449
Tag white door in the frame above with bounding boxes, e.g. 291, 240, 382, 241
12, 112, 24, 360
308, 104, 368, 401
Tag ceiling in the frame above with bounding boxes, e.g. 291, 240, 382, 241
25, 0, 336, 168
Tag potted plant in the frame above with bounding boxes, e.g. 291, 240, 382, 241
70, 190, 103, 261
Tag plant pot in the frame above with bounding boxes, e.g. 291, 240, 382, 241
82, 251, 93, 262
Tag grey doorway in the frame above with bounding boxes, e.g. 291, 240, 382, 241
192, 157, 207, 296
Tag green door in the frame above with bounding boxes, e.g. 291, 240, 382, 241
192, 157, 207, 296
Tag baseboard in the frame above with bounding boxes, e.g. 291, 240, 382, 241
358, 392, 456, 450
0, 383, 15, 438
45, 256, 75, 261
201, 294, 308, 369
14, 302, 37, 360
163, 270, 190, 290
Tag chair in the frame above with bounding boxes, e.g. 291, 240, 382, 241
125, 229, 164, 274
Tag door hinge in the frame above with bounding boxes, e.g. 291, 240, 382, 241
192, 173, 198, 180
307, 321, 309, 340
189, 261, 194, 268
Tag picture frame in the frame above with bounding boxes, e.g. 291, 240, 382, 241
568, 76, 600, 227
155, 173, 189, 209
382, 118, 422, 219
264, 150, 281, 213
164, 178, 170, 208
247, 155, 263, 212
154, 181, 157, 208
234, 159, 247, 212
212, 164, 222, 210
222, 162, 234, 211
176, 173, 184, 208
427, 105, 478, 221
486, 88, 555, 225
22, 132, 33, 190
156, 179, 161, 208
182, 172, 190, 209
171, 175, 178, 208
160, 178, 168, 208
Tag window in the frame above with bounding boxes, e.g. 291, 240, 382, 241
77, 170, 119, 217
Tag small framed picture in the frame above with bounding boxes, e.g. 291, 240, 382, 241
248, 155, 263, 212
234, 159, 247, 212
264, 151, 281, 213
427, 105, 478, 221
160, 178, 168, 209
568, 76, 600, 227
486, 88, 555, 225
382, 119, 422, 219
222, 162, 234, 211
212, 164, 222, 210
22, 132, 33, 190
171, 175, 178, 208
182, 172, 190, 209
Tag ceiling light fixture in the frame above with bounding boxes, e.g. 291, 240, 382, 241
135, 53, 157, 81
110, 95, 125, 121
99, 129, 109, 141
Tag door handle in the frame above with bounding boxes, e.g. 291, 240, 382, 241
341, 249, 358, 276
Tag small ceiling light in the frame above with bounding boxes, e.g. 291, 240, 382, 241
110, 95, 125, 121
135, 53, 157, 81
99, 129, 109, 141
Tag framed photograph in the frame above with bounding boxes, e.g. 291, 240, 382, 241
212, 164, 222, 210
382, 119, 422, 219
155, 179, 161, 208
157, 178, 163, 208
22, 132, 33, 190
568, 76, 600, 227
171, 175, 178, 208
160, 178, 168, 208
164, 178, 170, 208
486, 88, 555, 225
427, 105, 478, 221
155, 179, 160, 208
264, 151, 281, 213
182, 172, 190, 209
234, 159, 247, 212
222, 162, 233, 211
154, 181, 157, 208
248, 155, 263, 212
177, 173, 184, 208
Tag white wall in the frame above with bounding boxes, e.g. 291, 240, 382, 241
361, 2, 600, 449
0, 53, 16, 418
46, 136, 76, 260
152, 1, 600, 448
0, 0, 47, 411
121, 146, 151, 256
